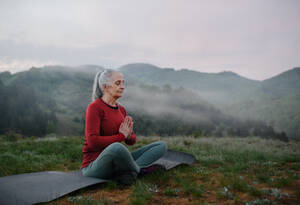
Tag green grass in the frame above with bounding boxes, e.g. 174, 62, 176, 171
1, 135, 300, 204
249, 186, 263, 197
173, 173, 203, 198
67, 195, 113, 205
129, 181, 153, 205
164, 187, 180, 197
0, 136, 83, 176
230, 175, 249, 192
103, 181, 118, 191
270, 176, 294, 188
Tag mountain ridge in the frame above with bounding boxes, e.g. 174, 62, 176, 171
0, 63, 299, 139
119, 63, 300, 139
0, 65, 288, 140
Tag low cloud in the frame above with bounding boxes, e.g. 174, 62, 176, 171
120, 85, 213, 124
0, 57, 58, 73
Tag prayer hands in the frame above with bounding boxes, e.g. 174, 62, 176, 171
119, 116, 133, 139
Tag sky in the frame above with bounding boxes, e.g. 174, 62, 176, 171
0, 0, 299, 80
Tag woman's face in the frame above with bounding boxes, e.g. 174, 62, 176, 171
104, 72, 125, 99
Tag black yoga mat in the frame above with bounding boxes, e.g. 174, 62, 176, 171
0, 149, 195, 205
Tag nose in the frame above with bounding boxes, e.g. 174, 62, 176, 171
120, 82, 125, 89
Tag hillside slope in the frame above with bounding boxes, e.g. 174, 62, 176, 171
0, 65, 285, 140
120, 64, 300, 139
120, 63, 260, 105
226, 67, 300, 139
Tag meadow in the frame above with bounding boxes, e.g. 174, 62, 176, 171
0, 135, 300, 205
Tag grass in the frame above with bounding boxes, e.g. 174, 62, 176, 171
1, 135, 300, 204
129, 181, 153, 205
164, 187, 180, 197
67, 195, 113, 205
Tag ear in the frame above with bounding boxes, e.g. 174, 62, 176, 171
102, 84, 109, 90
101, 84, 106, 91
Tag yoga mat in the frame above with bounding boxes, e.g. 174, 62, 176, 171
0, 149, 195, 205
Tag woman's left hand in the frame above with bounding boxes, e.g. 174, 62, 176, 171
125, 116, 134, 139
119, 116, 134, 139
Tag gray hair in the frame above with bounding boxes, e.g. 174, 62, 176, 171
92, 69, 116, 101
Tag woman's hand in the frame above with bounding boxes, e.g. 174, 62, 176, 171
119, 116, 133, 139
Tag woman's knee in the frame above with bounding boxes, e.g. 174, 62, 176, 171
153, 141, 167, 152
108, 142, 129, 155
160, 141, 168, 152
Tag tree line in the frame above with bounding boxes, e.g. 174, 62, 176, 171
0, 68, 289, 141
0, 79, 57, 137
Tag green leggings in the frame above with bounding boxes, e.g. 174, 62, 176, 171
82, 141, 167, 179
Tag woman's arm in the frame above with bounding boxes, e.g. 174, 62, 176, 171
85, 103, 126, 151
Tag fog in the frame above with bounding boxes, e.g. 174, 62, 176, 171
120, 84, 217, 124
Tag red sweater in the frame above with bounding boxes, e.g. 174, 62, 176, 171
81, 98, 136, 168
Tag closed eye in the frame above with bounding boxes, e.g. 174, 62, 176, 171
115, 80, 124, 86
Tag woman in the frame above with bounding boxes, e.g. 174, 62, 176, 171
81, 69, 167, 185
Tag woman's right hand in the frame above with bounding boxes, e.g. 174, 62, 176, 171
119, 116, 133, 139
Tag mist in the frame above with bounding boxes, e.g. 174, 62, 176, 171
121, 84, 213, 124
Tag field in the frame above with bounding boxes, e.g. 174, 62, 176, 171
1, 135, 300, 205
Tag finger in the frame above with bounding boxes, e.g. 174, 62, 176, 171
127, 117, 131, 126
125, 116, 130, 124
122, 118, 127, 126
130, 119, 133, 127
124, 118, 129, 127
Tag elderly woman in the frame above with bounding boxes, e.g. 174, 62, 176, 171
81, 69, 167, 185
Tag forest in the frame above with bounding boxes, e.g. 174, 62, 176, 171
0, 66, 289, 141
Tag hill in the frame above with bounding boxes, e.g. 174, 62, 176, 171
120, 63, 260, 106
0, 74, 57, 136
0, 65, 285, 140
262, 67, 300, 98
120, 63, 300, 139
226, 67, 300, 139
0, 65, 103, 135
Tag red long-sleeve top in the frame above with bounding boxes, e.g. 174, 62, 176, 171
81, 98, 136, 168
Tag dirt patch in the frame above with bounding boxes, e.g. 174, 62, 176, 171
49, 163, 300, 205
51, 185, 133, 205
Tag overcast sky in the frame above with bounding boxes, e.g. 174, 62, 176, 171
0, 0, 299, 80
